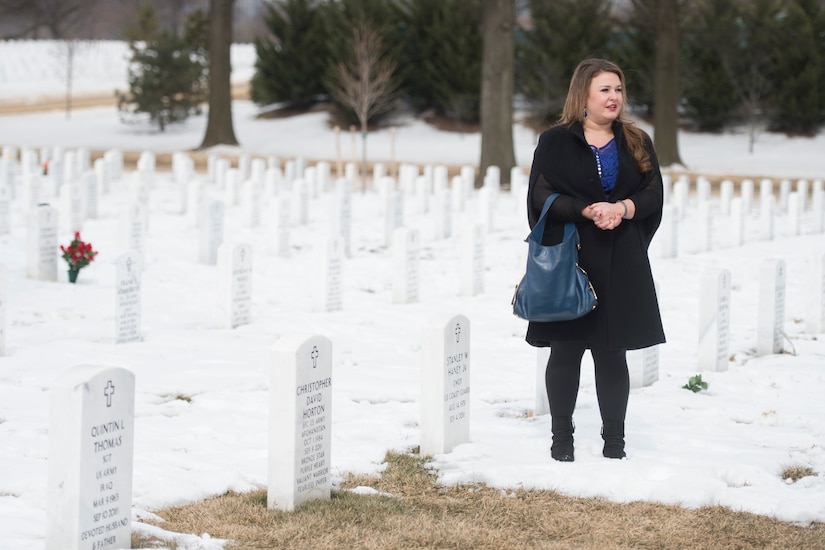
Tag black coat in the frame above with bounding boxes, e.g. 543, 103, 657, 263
525, 121, 666, 350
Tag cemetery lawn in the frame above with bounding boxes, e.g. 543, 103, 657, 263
133, 451, 825, 550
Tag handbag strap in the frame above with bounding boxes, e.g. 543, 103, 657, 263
528, 193, 578, 244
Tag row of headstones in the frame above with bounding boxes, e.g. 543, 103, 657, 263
46, 313, 471, 549
530, 252, 825, 410
0, 145, 127, 235
9, 143, 511, 280
18, 205, 480, 345
698, 252, 825, 371
175, 154, 518, 265
657, 175, 825, 257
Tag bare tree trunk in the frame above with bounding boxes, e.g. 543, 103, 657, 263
479, 0, 515, 187
653, 0, 682, 167
199, 0, 238, 149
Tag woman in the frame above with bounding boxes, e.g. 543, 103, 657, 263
526, 58, 665, 461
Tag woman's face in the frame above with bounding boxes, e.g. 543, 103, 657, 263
586, 71, 623, 124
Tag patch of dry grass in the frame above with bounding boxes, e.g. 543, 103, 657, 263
135, 451, 825, 550
782, 464, 817, 483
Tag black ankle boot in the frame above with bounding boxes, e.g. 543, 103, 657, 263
602, 421, 626, 459
551, 417, 574, 462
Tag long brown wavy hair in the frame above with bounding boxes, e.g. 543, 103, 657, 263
558, 58, 652, 173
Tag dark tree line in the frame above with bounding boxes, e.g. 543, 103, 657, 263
5, 0, 824, 163
251, 0, 824, 139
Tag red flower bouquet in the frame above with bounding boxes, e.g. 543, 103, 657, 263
61, 232, 98, 272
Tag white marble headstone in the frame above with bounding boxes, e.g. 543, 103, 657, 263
433, 189, 452, 240
729, 198, 744, 247
103, 149, 123, 186
47, 365, 135, 550
0, 264, 5, 355
241, 180, 261, 228
313, 235, 343, 312
27, 204, 58, 281
756, 259, 786, 356
812, 184, 824, 234
383, 189, 403, 248
656, 204, 678, 259
807, 252, 825, 335
392, 227, 420, 304
238, 153, 251, 184
224, 169, 241, 206
330, 178, 352, 257
797, 179, 808, 212
535, 347, 551, 416
698, 268, 731, 371
217, 242, 253, 329
740, 179, 754, 214
0, 184, 10, 235
696, 201, 712, 253
59, 179, 84, 235
268, 196, 291, 258
115, 251, 142, 344
420, 313, 471, 455
460, 224, 484, 296
268, 334, 332, 511
477, 187, 494, 232
187, 180, 206, 228
719, 180, 733, 214
759, 193, 775, 241
83, 172, 98, 220
119, 202, 145, 264
451, 175, 466, 212
786, 192, 800, 237
292, 178, 309, 225
415, 175, 430, 214
460, 166, 475, 198
628, 345, 660, 389
198, 200, 224, 265
779, 179, 791, 212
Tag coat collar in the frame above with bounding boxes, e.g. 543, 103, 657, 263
569, 120, 625, 148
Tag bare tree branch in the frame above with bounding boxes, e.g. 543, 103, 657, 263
330, 19, 400, 190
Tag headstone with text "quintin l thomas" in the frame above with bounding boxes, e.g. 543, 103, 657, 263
47, 365, 135, 550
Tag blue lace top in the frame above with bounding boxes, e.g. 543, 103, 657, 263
590, 138, 618, 195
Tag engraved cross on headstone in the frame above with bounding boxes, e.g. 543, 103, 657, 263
310, 345, 319, 368
126, 257, 133, 273
104, 380, 115, 407
455, 323, 461, 343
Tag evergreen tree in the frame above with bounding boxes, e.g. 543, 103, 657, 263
767, 0, 824, 134
516, 0, 613, 125
250, 0, 330, 108
117, 7, 208, 132
681, 0, 740, 132
397, 0, 483, 124
609, 0, 656, 119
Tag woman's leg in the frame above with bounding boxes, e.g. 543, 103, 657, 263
545, 342, 586, 461
591, 346, 629, 458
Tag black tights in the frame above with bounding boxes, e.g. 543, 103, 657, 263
545, 342, 629, 424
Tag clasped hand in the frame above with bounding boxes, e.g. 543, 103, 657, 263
586, 202, 623, 230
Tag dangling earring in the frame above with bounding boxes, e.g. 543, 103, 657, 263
583, 108, 588, 119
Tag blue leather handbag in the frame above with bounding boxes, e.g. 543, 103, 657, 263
512, 194, 598, 322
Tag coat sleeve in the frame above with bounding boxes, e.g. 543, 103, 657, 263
625, 136, 664, 244
527, 130, 590, 229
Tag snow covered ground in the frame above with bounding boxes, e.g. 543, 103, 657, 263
0, 39, 824, 550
